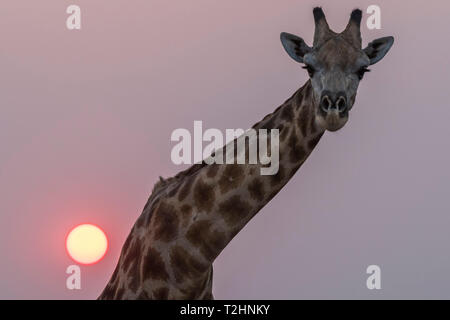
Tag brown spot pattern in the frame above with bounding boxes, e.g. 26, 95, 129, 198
178, 177, 194, 202
304, 81, 312, 100
280, 125, 290, 142
127, 259, 140, 293
206, 164, 220, 178
170, 245, 208, 283
142, 247, 169, 281
218, 195, 252, 226
296, 91, 304, 108
248, 178, 265, 202
309, 111, 317, 134
153, 287, 169, 300
180, 204, 192, 228
288, 131, 307, 163
298, 105, 310, 137
136, 290, 151, 300
280, 103, 294, 121
218, 165, 245, 194
167, 182, 182, 197
144, 203, 158, 228
182, 274, 210, 299
122, 239, 141, 271
153, 202, 179, 242
193, 178, 215, 212
270, 165, 285, 186
186, 220, 226, 261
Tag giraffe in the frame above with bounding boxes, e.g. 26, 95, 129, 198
98, 7, 394, 300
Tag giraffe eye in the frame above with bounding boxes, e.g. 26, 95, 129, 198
357, 66, 370, 80
302, 65, 315, 77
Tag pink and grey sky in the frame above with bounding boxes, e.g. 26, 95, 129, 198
1, 0, 449, 299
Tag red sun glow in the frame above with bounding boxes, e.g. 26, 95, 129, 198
66, 224, 108, 265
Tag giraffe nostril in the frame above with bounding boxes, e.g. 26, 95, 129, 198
336, 96, 347, 112
321, 96, 331, 112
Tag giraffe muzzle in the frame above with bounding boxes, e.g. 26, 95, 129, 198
318, 91, 349, 131
320, 91, 348, 114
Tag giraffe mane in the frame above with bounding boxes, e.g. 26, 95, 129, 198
151, 162, 206, 194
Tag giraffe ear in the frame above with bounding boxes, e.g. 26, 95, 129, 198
363, 36, 394, 65
280, 32, 312, 63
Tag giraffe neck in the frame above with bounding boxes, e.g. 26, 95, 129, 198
98, 80, 325, 300
183, 80, 325, 265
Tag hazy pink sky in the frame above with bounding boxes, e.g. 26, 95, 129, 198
1, 0, 450, 299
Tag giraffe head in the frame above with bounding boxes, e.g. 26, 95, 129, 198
281, 7, 394, 131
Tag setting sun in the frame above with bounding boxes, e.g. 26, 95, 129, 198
66, 224, 108, 265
